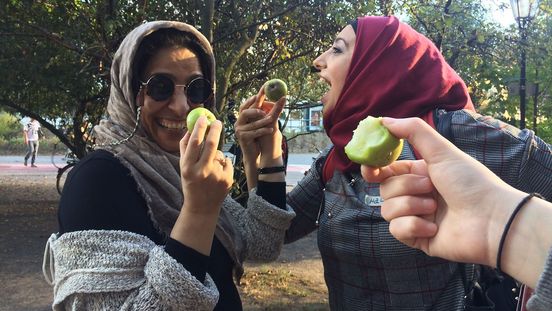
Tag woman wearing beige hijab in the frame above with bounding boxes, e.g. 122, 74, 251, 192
43, 21, 294, 310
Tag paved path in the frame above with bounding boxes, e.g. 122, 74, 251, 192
0, 155, 315, 183
0, 156, 66, 176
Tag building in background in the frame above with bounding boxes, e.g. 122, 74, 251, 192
281, 104, 324, 133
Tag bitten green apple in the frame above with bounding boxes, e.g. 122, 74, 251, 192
344, 116, 403, 167
186, 107, 217, 132
264, 79, 288, 102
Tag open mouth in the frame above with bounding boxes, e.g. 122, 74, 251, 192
318, 76, 331, 103
319, 75, 331, 87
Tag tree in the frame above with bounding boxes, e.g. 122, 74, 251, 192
2, 0, 550, 156
0, 0, 376, 158
397, 0, 552, 141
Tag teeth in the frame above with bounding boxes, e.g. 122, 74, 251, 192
159, 119, 186, 129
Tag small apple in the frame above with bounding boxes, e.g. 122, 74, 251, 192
264, 79, 288, 102
186, 107, 217, 132
344, 116, 403, 167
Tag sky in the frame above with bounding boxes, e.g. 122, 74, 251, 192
486, 0, 517, 28
397, 1, 519, 29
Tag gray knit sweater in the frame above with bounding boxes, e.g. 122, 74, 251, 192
43, 190, 295, 310
527, 247, 552, 310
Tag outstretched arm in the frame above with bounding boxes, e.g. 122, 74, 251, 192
361, 117, 552, 288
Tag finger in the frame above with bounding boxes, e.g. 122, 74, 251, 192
388, 216, 438, 241
380, 195, 437, 221
361, 159, 426, 183
381, 117, 458, 164
235, 108, 266, 126
213, 150, 227, 168
222, 157, 234, 181
257, 82, 267, 105
184, 116, 209, 163
379, 173, 433, 200
238, 115, 276, 133
267, 96, 285, 119
239, 87, 266, 112
361, 161, 410, 183
239, 94, 262, 113
236, 127, 274, 141
200, 120, 223, 166
179, 131, 192, 155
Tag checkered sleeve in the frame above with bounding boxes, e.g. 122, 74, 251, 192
437, 109, 552, 200
284, 148, 329, 243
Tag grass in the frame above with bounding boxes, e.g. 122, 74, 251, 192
239, 264, 329, 310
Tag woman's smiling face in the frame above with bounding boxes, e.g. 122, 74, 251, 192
312, 25, 356, 115
138, 46, 204, 153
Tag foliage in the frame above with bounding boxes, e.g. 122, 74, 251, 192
393, 0, 552, 142
1, 0, 370, 158
0, 111, 21, 139
1, 0, 551, 151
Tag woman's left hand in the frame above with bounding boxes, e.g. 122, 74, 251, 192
234, 87, 285, 166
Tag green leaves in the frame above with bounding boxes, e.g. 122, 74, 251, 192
2, 0, 552, 157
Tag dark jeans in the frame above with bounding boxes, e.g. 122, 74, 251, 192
25, 140, 39, 164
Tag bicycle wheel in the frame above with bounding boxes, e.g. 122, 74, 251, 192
56, 163, 76, 195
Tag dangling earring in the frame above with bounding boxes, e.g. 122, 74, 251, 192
94, 106, 142, 148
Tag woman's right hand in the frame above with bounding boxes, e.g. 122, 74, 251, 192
171, 116, 233, 255
362, 117, 552, 288
179, 116, 233, 214
360, 117, 524, 267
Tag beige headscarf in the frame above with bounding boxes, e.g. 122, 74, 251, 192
93, 21, 244, 272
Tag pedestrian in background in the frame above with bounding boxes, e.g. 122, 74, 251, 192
23, 117, 41, 167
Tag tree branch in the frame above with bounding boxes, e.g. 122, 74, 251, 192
8, 16, 105, 60
226, 49, 314, 96
212, 0, 308, 44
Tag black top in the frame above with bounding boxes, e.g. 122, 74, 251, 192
58, 149, 286, 310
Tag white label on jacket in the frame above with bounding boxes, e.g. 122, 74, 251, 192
365, 195, 383, 206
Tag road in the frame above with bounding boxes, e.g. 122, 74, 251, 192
0, 154, 317, 185
0, 154, 325, 311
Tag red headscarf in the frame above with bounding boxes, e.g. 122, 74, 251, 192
322, 16, 475, 182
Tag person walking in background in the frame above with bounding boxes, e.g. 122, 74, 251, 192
23, 117, 41, 167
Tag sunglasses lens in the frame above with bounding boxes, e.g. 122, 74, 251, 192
187, 78, 212, 104
147, 75, 174, 101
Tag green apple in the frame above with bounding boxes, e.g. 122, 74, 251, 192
186, 107, 217, 131
344, 116, 403, 167
264, 79, 288, 102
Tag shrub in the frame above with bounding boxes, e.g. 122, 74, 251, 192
0, 112, 21, 139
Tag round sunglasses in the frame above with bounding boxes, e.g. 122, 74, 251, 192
141, 74, 213, 104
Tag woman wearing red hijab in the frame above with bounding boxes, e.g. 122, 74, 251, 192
235, 16, 552, 310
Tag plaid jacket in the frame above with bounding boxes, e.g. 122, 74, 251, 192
285, 109, 552, 310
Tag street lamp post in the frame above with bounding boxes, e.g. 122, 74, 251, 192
510, 0, 539, 129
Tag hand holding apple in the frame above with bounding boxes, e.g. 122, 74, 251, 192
345, 116, 403, 167
174, 117, 233, 256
